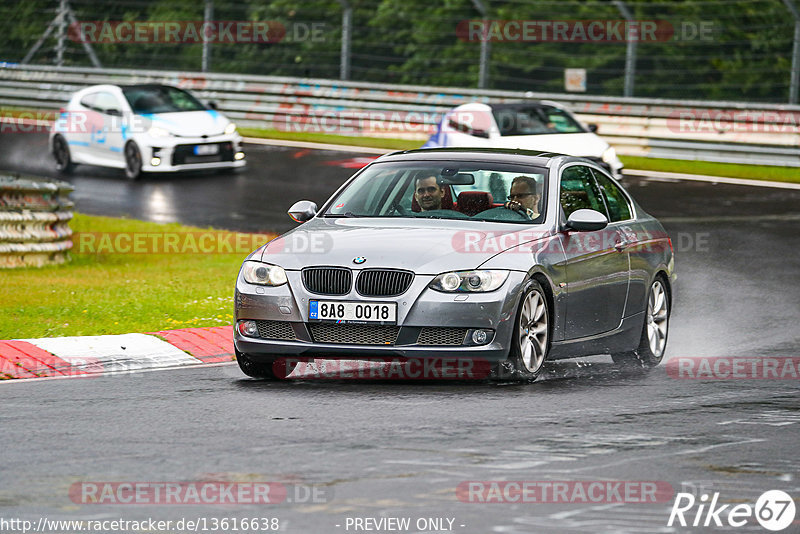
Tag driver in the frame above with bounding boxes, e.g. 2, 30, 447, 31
414, 175, 445, 211
506, 175, 541, 220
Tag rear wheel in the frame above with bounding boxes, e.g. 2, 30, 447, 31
53, 135, 74, 174
124, 141, 143, 180
612, 277, 669, 368
494, 280, 550, 381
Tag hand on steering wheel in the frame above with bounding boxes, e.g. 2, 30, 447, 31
504, 200, 526, 214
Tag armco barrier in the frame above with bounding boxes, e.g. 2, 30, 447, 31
2, 64, 800, 166
0, 175, 74, 268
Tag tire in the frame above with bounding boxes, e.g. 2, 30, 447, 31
124, 141, 143, 180
612, 277, 670, 369
235, 350, 303, 380
235, 349, 278, 379
52, 135, 74, 174
493, 279, 551, 381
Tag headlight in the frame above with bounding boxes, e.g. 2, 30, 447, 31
602, 146, 617, 163
241, 261, 287, 286
224, 122, 237, 135
430, 270, 509, 293
148, 126, 171, 138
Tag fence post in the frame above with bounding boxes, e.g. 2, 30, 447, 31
202, 0, 213, 72
339, 0, 352, 80
783, 0, 800, 104
471, 0, 490, 89
614, 0, 636, 97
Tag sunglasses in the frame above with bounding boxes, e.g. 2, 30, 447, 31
508, 192, 536, 200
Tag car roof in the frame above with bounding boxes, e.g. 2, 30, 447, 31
117, 84, 180, 90
377, 147, 572, 167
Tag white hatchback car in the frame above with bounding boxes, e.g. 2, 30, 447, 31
423, 102, 623, 178
50, 84, 245, 179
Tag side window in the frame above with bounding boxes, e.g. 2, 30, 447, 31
592, 169, 632, 222
94, 92, 121, 114
79, 93, 98, 110
560, 165, 607, 219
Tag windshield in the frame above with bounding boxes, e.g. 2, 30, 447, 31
324, 160, 548, 224
122, 86, 207, 114
492, 106, 585, 136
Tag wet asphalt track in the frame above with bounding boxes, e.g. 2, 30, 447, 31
1, 133, 799, 534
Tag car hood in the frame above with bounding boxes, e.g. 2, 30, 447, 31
492, 132, 609, 158
257, 218, 551, 274
140, 110, 229, 137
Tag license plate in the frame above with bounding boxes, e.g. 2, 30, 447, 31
194, 144, 219, 155
309, 300, 397, 324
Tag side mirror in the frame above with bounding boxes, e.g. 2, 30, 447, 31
207, 101, 218, 110
587, 123, 599, 133
566, 209, 608, 231
288, 200, 317, 223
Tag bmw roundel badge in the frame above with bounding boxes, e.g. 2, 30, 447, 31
353, 256, 366, 264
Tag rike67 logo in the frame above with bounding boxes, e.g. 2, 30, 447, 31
668, 489, 796, 531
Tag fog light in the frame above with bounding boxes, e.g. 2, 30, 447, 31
234, 151, 245, 160
150, 157, 161, 166
472, 329, 488, 344
238, 320, 258, 337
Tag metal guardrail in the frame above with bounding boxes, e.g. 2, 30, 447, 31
0, 174, 74, 268
2, 64, 800, 166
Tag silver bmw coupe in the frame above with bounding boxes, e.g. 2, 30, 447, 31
234, 148, 674, 381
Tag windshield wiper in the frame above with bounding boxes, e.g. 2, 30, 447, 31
323, 212, 360, 218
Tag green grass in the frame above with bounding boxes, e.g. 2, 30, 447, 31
238, 127, 421, 151
0, 214, 275, 339
621, 156, 800, 183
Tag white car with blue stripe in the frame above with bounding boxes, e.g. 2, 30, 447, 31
423, 102, 623, 179
50, 84, 245, 179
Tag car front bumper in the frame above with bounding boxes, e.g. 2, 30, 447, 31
139, 134, 246, 172
233, 270, 528, 363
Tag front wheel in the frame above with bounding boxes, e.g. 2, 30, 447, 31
124, 141, 143, 180
236, 349, 278, 379
494, 280, 550, 381
235, 350, 303, 380
612, 277, 669, 368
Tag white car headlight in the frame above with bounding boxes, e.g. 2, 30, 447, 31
602, 146, 617, 163
148, 126, 172, 138
224, 122, 237, 135
430, 270, 509, 293
241, 261, 287, 286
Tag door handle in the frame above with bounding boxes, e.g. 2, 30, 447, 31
614, 238, 629, 251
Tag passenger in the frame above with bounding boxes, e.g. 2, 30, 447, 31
506, 175, 542, 220
414, 175, 445, 211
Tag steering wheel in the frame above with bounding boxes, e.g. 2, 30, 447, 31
389, 202, 409, 216
504, 200, 527, 215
